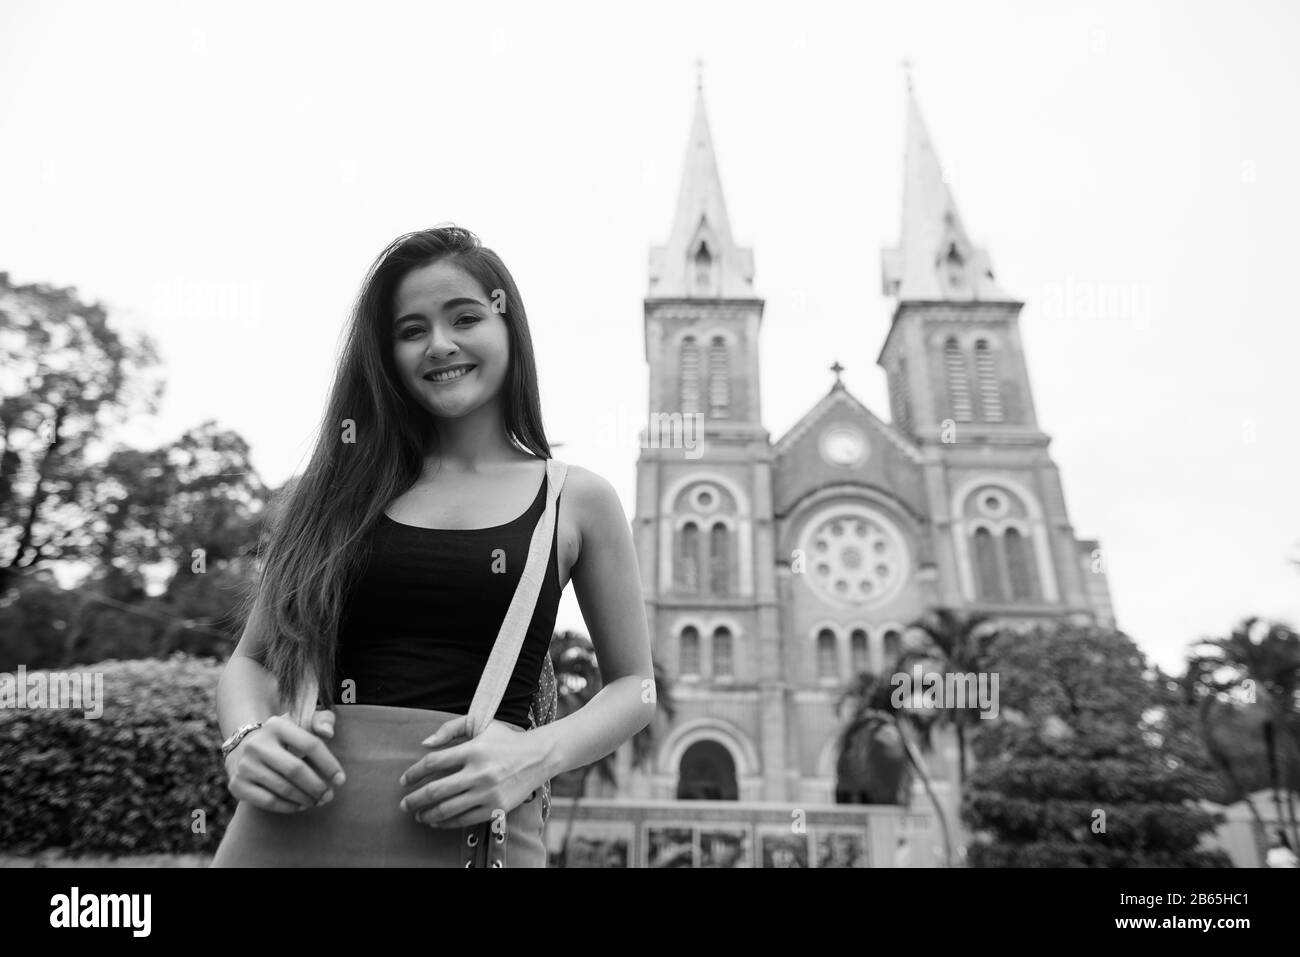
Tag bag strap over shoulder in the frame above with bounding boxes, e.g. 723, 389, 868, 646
465, 457, 566, 737
289, 458, 568, 734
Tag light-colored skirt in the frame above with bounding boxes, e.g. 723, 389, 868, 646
211, 703, 546, 868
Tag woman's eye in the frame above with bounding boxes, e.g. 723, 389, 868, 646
398, 316, 477, 338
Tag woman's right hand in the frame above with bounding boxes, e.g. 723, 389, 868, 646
224, 710, 346, 813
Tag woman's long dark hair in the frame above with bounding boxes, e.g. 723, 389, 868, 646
244, 224, 551, 711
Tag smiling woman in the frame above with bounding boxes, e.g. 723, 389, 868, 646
211, 224, 655, 868
389, 262, 510, 422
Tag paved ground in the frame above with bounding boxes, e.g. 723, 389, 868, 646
0, 852, 213, 867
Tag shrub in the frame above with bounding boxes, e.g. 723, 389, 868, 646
0, 654, 234, 855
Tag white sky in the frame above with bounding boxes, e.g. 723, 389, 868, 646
2, 0, 1297, 675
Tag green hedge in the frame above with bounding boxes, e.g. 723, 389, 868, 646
0, 655, 235, 856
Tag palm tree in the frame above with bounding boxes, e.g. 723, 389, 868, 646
546, 629, 676, 867
835, 670, 954, 867
1189, 617, 1300, 858
834, 672, 914, 805
900, 608, 1003, 791
1181, 654, 1271, 861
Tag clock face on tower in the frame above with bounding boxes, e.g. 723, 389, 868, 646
819, 426, 868, 467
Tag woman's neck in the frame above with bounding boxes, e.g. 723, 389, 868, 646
422, 418, 533, 474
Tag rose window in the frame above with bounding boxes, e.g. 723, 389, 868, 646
806, 512, 906, 605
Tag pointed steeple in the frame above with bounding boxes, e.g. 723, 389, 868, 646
881, 82, 1012, 302
648, 81, 756, 299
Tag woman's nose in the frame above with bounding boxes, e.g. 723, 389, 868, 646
426, 324, 458, 357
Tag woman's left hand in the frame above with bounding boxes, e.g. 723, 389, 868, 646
398, 716, 549, 828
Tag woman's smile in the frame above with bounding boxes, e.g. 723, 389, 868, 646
424, 364, 477, 385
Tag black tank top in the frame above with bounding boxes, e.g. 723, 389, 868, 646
335, 468, 562, 730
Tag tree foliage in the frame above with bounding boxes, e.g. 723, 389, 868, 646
965, 624, 1231, 867
0, 272, 164, 592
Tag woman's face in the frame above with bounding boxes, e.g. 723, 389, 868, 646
390, 259, 510, 422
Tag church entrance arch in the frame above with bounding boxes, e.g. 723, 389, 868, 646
676, 739, 739, 800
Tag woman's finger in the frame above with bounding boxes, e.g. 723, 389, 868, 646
401, 768, 475, 817
400, 739, 471, 789
256, 738, 334, 803
232, 778, 314, 814
422, 715, 469, 748
311, 708, 335, 739
274, 719, 347, 789
241, 759, 319, 808
417, 793, 489, 829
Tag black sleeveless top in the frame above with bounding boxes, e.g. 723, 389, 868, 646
335, 468, 563, 730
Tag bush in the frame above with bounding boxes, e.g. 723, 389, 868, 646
0, 654, 235, 856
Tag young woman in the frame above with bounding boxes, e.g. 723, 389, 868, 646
212, 225, 654, 867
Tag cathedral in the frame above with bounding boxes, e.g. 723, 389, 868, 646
617, 80, 1117, 808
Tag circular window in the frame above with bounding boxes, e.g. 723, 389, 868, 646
690, 485, 721, 513
976, 489, 1009, 518
799, 506, 909, 607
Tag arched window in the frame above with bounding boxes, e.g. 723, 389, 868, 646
817, 629, 839, 681
1004, 527, 1039, 601
679, 522, 699, 591
712, 627, 733, 679
680, 626, 700, 677
709, 336, 729, 419
693, 241, 713, 294
709, 522, 729, 595
850, 629, 869, 675
882, 629, 901, 669
973, 527, 1004, 601
974, 339, 1003, 422
944, 336, 973, 422
679, 336, 700, 413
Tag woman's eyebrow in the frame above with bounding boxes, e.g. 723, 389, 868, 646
393, 297, 486, 326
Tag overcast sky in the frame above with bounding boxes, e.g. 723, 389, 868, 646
3, 0, 1297, 675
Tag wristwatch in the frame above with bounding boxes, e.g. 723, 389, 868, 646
220, 722, 264, 759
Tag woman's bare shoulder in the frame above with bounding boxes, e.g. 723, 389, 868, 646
559, 463, 626, 550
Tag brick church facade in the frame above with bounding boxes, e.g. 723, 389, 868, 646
609, 82, 1116, 806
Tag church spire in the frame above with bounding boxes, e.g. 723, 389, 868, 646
881, 78, 1012, 302
648, 77, 756, 299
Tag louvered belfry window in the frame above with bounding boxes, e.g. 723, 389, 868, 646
709, 336, 729, 418
974, 339, 1003, 422
680, 336, 700, 413
944, 336, 973, 422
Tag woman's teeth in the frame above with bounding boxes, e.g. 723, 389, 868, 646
427, 366, 473, 383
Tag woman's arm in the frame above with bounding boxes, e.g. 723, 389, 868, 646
532, 466, 656, 779
217, 588, 345, 811
216, 590, 283, 739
